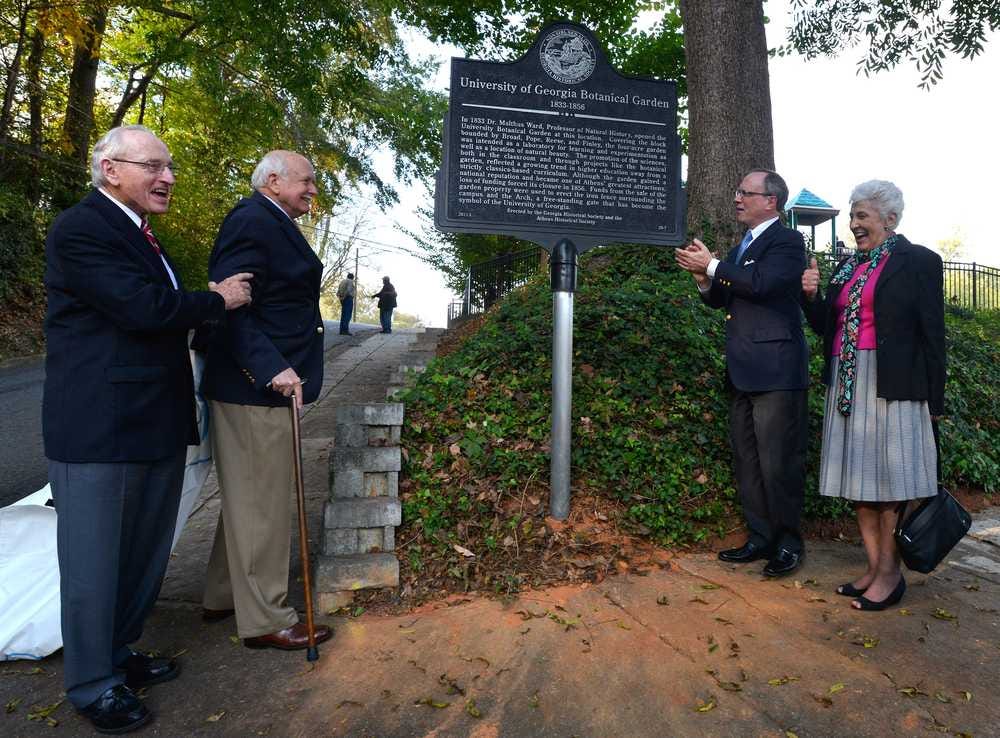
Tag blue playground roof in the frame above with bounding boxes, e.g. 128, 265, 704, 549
787, 188, 836, 211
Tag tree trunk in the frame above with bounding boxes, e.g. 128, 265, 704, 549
61, 4, 107, 182
26, 25, 44, 203
679, 0, 774, 252
0, 2, 30, 146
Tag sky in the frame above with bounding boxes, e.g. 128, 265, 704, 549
351, 1, 999, 327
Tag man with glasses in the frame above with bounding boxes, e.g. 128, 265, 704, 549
198, 150, 332, 652
44, 124, 253, 733
675, 169, 809, 577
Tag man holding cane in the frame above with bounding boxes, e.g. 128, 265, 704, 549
198, 150, 331, 650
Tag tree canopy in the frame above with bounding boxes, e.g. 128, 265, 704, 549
784, 0, 1000, 88
0, 0, 446, 295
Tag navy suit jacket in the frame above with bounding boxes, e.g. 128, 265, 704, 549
802, 236, 946, 415
702, 220, 809, 392
199, 192, 324, 407
43, 189, 225, 462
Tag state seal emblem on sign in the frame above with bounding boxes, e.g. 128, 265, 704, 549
539, 28, 596, 85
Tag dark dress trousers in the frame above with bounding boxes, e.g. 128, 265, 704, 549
43, 189, 225, 707
702, 221, 810, 554
199, 192, 324, 406
801, 236, 946, 416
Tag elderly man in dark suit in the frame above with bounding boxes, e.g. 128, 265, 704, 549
199, 150, 332, 650
44, 124, 252, 733
676, 168, 809, 577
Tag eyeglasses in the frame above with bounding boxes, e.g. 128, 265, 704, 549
735, 189, 773, 199
110, 158, 177, 174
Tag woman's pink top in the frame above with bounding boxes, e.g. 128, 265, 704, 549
831, 253, 891, 356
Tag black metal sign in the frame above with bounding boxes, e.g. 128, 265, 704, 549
435, 22, 685, 252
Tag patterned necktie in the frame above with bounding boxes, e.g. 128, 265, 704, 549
140, 219, 161, 255
734, 229, 753, 262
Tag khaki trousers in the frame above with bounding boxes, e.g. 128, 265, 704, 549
203, 400, 298, 638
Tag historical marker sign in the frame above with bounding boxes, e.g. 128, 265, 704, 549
435, 22, 685, 251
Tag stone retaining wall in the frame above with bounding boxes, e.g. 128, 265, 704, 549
315, 403, 403, 610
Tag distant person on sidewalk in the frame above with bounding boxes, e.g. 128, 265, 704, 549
802, 180, 944, 612
337, 271, 356, 335
371, 275, 397, 333
197, 150, 332, 651
43, 124, 252, 734
675, 168, 809, 578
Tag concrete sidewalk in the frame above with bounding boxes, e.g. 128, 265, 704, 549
3, 328, 1000, 737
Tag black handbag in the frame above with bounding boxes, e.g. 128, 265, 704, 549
894, 486, 972, 574
893, 421, 972, 574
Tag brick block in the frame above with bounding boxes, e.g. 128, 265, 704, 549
331, 446, 400, 473
330, 467, 363, 498
357, 527, 384, 553
382, 525, 395, 551
363, 471, 389, 498
315, 553, 399, 591
324, 497, 400, 529
323, 528, 359, 556
335, 404, 404, 427
334, 423, 367, 448
366, 426, 401, 447
318, 591, 354, 614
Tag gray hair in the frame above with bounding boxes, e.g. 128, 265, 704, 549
850, 179, 904, 227
748, 168, 789, 211
251, 150, 291, 190
91, 124, 156, 187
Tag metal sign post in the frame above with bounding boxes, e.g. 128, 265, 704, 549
549, 239, 578, 519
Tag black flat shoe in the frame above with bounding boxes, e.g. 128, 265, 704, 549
718, 541, 770, 563
762, 548, 803, 577
836, 582, 868, 597
853, 576, 906, 611
78, 684, 151, 734
120, 650, 180, 689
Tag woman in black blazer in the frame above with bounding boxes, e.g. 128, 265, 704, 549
802, 179, 945, 612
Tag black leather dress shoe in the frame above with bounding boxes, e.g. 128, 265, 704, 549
121, 651, 180, 689
718, 541, 769, 563
763, 548, 803, 577
78, 684, 150, 734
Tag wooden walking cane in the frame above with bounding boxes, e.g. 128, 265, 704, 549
290, 390, 320, 662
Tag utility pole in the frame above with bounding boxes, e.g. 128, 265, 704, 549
353, 248, 359, 322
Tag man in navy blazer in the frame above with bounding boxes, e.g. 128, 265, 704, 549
44, 124, 251, 733
198, 150, 332, 651
676, 169, 809, 577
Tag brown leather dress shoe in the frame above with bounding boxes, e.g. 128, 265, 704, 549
202, 608, 235, 623
243, 623, 332, 651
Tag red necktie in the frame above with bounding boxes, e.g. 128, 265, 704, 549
140, 219, 161, 255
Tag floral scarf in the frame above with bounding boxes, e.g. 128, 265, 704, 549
830, 234, 898, 415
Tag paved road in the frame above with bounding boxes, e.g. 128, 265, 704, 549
0, 355, 46, 507
0, 321, 377, 508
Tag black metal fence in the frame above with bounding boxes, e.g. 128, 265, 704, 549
448, 248, 544, 325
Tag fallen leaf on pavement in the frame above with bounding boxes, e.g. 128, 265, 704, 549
415, 697, 450, 709
694, 696, 716, 713
206, 711, 226, 722
465, 699, 482, 718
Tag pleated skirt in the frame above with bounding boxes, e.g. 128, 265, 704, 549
819, 351, 937, 502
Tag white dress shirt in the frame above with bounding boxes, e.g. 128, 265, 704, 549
98, 188, 179, 289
